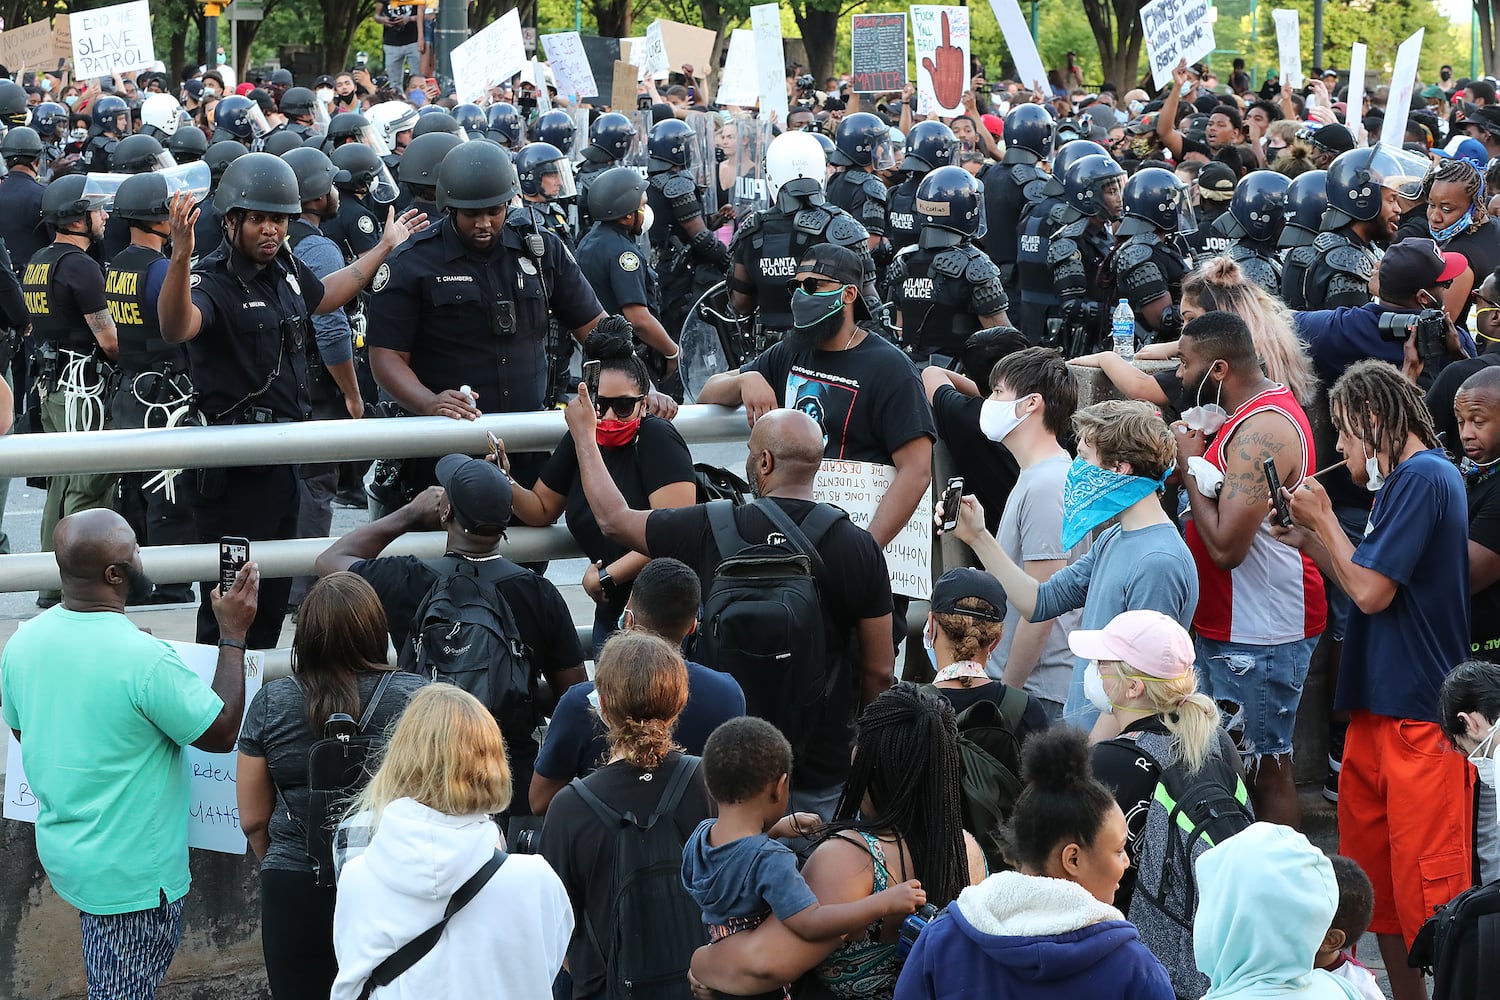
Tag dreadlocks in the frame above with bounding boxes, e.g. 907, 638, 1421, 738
827, 683, 968, 908
1421, 157, 1486, 234
1328, 360, 1441, 463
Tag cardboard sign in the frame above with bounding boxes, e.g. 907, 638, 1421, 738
912, 6, 969, 117
542, 31, 599, 99
850, 13, 907, 95
988, 0, 1047, 92
1272, 8, 1301, 90
813, 460, 933, 600
657, 18, 716, 75
1141, 0, 1216, 91
0, 20, 59, 74
751, 4, 787, 122
1347, 42, 1368, 145
71, 0, 153, 80
4, 643, 264, 856
717, 29, 759, 107
52, 14, 71, 66
450, 8, 526, 104
1380, 29, 1424, 151
611, 59, 636, 111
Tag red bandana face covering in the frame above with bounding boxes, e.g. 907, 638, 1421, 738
596, 417, 642, 448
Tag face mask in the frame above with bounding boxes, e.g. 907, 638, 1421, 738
1179, 362, 1228, 434
1185, 455, 1225, 498
922, 619, 938, 671
1061, 456, 1168, 549
596, 417, 642, 448
1083, 661, 1116, 714
1363, 445, 1385, 492
204, 87, 220, 98
979, 395, 1034, 444
1469, 719, 1500, 787
121, 562, 155, 606
316, 87, 334, 105
787, 286, 849, 350
1430, 206, 1475, 244
40, 79, 51, 93
64, 94, 78, 107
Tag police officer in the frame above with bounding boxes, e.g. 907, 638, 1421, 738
81, 95, 131, 172
1013, 139, 1109, 346
484, 103, 523, 148
138, 93, 185, 143
826, 112, 892, 258
0, 128, 49, 275
576, 112, 638, 233
25, 174, 118, 605
1215, 170, 1290, 296
1300, 146, 1422, 310
727, 131, 876, 354
1107, 167, 1195, 343
101, 134, 170, 262
367, 101, 419, 173
514, 142, 576, 247
887, 165, 1009, 364
887, 121, 957, 254
412, 110, 461, 140
104, 172, 196, 604
167, 125, 209, 165
194, 141, 248, 265
368, 141, 607, 506
1278, 169, 1328, 311
31, 101, 68, 178
157, 153, 422, 647
324, 143, 386, 262
0, 79, 31, 131
977, 103, 1053, 301
645, 118, 729, 338
450, 103, 487, 138
1049, 153, 1127, 356
211, 94, 258, 148
278, 88, 322, 142
533, 109, 578, 156
398, 131, 461, 222
322, 110, 370, 155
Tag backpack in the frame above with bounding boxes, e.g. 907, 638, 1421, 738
922, 684, 1028, 871
567, 754, 703, 1000
692, 463, 751, 506
1409, 879, 1500, 1000
303, 671, 398, 886
398, 556, 537, 737
693, 499, 847, 748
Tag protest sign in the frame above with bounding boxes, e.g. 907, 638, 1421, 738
717, 29, 758, 107
4, 643, 265, 855
542, 31, 599, 99
912, 6, 969, 117
751, 4, 787, 121
450, 8, 526, 104
813, 460, 932, 599
657, 19, 715, 74
0, 20, 59, 74
1347, 42, 1367, 144
52, 14, 71, 66
1141, 0, 1216, 91
850, 13, 907, 95
577, 34, 623, 105
641, 21, 669, 78
611, 60, 636, 110
1380, 29, 1424, 150
71, 0, 153, 80
987, 0, 1048, 91
1272, 9, 1301, 89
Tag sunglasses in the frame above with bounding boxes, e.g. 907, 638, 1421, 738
594, 394, 645, 417
786, 277, 847, 296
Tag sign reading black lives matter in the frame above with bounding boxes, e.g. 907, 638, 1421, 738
1141, 0, 1215, 90
850, 13, 908, 94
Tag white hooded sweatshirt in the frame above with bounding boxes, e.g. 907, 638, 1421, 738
331, 797, 573, 1000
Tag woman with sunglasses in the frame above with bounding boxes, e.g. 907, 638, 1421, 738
494, 319, 697, 653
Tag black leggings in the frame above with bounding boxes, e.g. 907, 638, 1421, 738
260, 867, 338, 1000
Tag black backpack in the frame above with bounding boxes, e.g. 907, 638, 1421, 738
922, 684, 1028, 871
693, 499, 847, 745
1410, 879, 1500, 1000
568, 754, 703, 1000
398, 556, 537, 736
692, 462, 751, 506
303, 671, 398, 886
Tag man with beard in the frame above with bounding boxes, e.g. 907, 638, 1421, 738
1454, 365, 1500, 664
1301, 147, 1424, 311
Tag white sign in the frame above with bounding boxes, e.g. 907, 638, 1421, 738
988, 0, 1047, 92
1141, 0, 1216, 91
717, 29, 759, 107
541, 32, 598, 99
1381, 29, 1424, 151
1272, 8, 1301, 90
1347, 42, 1368, 145
642, 21, 670, 78
5, 643, 264, 856
912, 6, 969, 117
751, 4, 787, 122
449, 8, 526, 104
813, 460, 933, 600
71, 0, 154, 80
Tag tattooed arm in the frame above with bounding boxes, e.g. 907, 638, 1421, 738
1179, 411, 1302, 570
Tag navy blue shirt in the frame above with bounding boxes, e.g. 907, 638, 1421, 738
1340, 449, 1471, 722
1295, 303, 1476, 387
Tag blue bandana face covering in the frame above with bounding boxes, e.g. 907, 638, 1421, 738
1060, 456, 1168, 549
1431, 206, 1476, 244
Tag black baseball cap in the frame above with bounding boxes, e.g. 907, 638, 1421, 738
435, 454, 513, 535
1379, 237, 1468, 299
797, 245, 871, 319
315, 75, 336, 89
931, 568, 1008, 622
1198, 161, 1237, 201
1303, 122, 1355, 156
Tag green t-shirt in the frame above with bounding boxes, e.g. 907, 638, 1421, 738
1, 607, 223, 915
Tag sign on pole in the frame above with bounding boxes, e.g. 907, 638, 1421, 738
1272, 9, 1302, 90
988, 0, 1048, 92
750, 4, 787, 121
450, 8, 526, 104
912, 6, 969, 117
1141, 0, 1216, 91
1347, 42, 1368, 145
1380, 29, 1424, 150
717, 29, 758, 107
70, 0, 153, 80
850, 13, 907, 95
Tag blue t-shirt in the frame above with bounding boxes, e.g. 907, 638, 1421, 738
533, 660, 746, 781
680, 819, 818, 934
1340, 448, 1471, 722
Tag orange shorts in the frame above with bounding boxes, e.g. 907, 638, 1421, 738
1338, 710, 1474, 945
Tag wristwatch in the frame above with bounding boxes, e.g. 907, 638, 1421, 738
596, 566, 617, 604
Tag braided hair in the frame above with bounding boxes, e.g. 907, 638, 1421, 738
826, 683, 968, 907
1421, 158, 1486, 235
584, 315, 652, 393
1328, 359, 1441, 462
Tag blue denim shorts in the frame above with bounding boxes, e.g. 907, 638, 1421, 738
1195, 634, 1319, 760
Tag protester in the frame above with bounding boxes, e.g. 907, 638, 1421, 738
1424, 265, 1500, 449
1439, 659, 1500, 882
330, 685, 572, 999
1454, 366, 1500, 667
1316, 855, 1383, 1000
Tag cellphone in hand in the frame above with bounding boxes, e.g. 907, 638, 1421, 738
1263, 459, 1292, 528
583, 360, 602, 400
219, 536, 250, 594
940, 477, 965, 532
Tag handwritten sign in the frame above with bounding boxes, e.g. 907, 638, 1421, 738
751, 4, 787, 122
850, 13, 907, 95
911, 6, 968, 117
1347, 42, 1367, 144
641, 21, 670, 78
1141, 0, 1216, 91
577, 34, 623, 106
70, 0, 153, 81
988, 0, 1047, 92
52, 14, 71, 66
0, 20, 59, 74
717, 29, 758, 107
450, 8, 526, 104
4, 642, 264, 855
1272, 9, 1301, 90
542, 31, 599, 99
1381, 29, 1424, 151
813, 460, 933, 599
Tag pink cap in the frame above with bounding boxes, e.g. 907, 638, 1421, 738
1067, 610, 1194, 679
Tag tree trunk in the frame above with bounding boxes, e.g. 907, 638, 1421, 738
1081, 0, 1144, 92
695, 0, 731, 102
1481, 1, 1499, 78
322, 1, 376, 79
590, 0, 633, 39
792, 6, 839, 84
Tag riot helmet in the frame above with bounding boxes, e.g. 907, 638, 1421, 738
648, 118, 695, 170
1220, 170, 1291, 243
399, 131, 463, 187
1039, 139, 1109, 198
451, 103, 487, 136
588, 112, 638, 161
0, 126, 43, 165
331, 142, 383, 190
284, 146, 338, 203
485, 103, 522, 147
1116, 167, 1197, 236
766, 130, 828, 211
1321, 145, 1430, 230
140, 93, 184, 138
279, 87, 318, 119
213, 151, 302, 216
1059, 153, 1127, 223
205, 140, 248, 184
515, 142, 575, 199
587, 166, 649, 223
114, 172, 174, 223
93, 94, 130, 136
1280, 169, 1328, 248
915, 165, 986, 248
110, 133, 169, 174
1002, 104, 1054, 163
437, 141, 520, 210
831, 112, 893, 168
533, 110, 578, 155
901, 121, 957, 174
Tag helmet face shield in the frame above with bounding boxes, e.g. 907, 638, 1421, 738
538, 157, 576, 200
871, 134, 896, 171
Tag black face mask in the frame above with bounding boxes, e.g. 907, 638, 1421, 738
120, 561, 155, 606
785, 286, 849, 352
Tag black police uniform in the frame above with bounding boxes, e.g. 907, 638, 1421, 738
886, 174, 921, 253
322, 190, 383, 261
0, 171, 48, 270
646, 168, 728, 338
574, 147, 617, 235
579, 220, 659, 319
1014, 194, 1069, 344
978, 159, 1048, 293
1186, 202, 1233, 259
182, 239, 324, 648
826, 167, 889, 244
1300, 228, 1379, 310
79, 132, 117, 173
515, 198, 574, 249
190, 206, 224, 267
1049, 218, 1118, 356
1281, 242, 1316, 311
1107, 232, 1192, 341
1225, 240, 1283, 297
886, 242, 1007, 363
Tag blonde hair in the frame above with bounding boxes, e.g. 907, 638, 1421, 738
1106, 660, 1221, 774
933, 597, 1005, 664
1072, 399, 1177, 480
353, 685, 512, 828
1183, 256, 1319, 408
594, 631, 688, 770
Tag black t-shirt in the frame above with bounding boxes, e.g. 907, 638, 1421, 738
930, 385, 1020, 535
55, 249, 108, 320
539, 752, 715, 997
1469, 471, 1500, 662
931, 681, 1050, 740
380, 2, 421, 46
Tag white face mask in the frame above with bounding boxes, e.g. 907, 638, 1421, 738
979, 394, 1034, 445
1364, 445, 1385, 492
1186, 455, 1225, 498
1469, 719, 1500, 787
316, 87, 334, 105
1083, 660, 1115, 714
1180, 363, 1229, 434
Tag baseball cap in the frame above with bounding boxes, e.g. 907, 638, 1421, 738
1068, 610, 1194, 679
315, 74, 336, 89
796, 245, 871, 319
1440, 137, 1490, 168
1379, 237, 1468, 298
435, 454, 513, 535
1126, 112, 1159, 135
1422, 84, 1447, 100
247, 88, 276, 113
1302, 122, 1355, 156
235, 81, 256, 96
1198, 161, 1237, 201
930, 568, 1007, 622
182, 79, 204, 100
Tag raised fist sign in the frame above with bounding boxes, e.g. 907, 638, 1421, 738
921, 10, 965, 111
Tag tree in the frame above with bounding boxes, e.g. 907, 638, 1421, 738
319, 0, 376, 77
1079, 0, 1146, 90
1482, 1, 1500, 77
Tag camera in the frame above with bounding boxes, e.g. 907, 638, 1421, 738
1377, 308, 1448, 363
897, 903, 941, 961
796, 74, 816, 95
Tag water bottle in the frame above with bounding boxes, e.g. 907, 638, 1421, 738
1112, 299, 1136, 361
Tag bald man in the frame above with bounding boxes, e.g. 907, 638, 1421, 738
565, 394, 894, 820
1457, 367, 1500, 665
2, 508, 258, 998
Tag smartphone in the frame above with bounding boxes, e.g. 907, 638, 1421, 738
583, 360, 602, 400
940, 477, 965, 533
219, 536, 250, 594
1263, 459, 1292, 528
355, 51, 368, 69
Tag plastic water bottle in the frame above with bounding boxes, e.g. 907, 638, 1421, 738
1112, 299, 1136, 361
